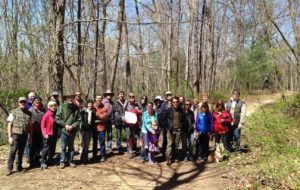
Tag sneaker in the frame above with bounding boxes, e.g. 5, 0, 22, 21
41, 163, 48, 169
69, 162, 76, 168
100, 157, 105, 162
129, 152, 134, 159
166, 159, 172, 165
6, 169, 12, 176
59, 163, 65, 169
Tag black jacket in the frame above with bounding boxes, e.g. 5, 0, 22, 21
185, 110, 195, 135
161, 107, 187, 133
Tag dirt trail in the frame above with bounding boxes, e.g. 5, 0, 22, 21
0, 92, 293, 190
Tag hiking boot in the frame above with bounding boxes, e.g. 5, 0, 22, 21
6, 169, 12, 176
16, 166, 24, 172
59, 163, 65, 169
69, 162, 76, 168
100, 157, 105, 162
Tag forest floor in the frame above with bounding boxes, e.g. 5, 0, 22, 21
0, 91, 293, 190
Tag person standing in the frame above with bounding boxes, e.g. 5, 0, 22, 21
225, 89, 246, 151
184, 100, 195, 161
140, 102, 157, 161
103, 90, 115, 154
80, 100, 96, 164
26, 91, 36, 110
55, 94, 81, 169
160, 91, 173, 157
29, 96, 45, 166
198, 92, 213, 113
95, 99, 111, 162
92, 95, 103, 158
6, 97, 32, 176
195, 103, 213, 161
213, 100, 232, 162
124, 92, 142, 159
48, 91, 60, 107
40, 101, 59, 169
162, 97, 186, 165
112, 91, 128, 154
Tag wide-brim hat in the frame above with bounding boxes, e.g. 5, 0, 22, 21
165, 91, 172, 96
51, 91, 59, 96
104, 90, 114, 96
154, 96, 163, 102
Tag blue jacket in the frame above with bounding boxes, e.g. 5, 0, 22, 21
195, 112, 213, 133
141, 111, 158, 133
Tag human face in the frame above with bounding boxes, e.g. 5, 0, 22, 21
217, 104, 223, 112
172, 99, 179, 109
201, 106, 208, 113
19, 101, 27, 109
179, 97, 185, 104
140, 96, 146, 104
87, 103, 93, 110
66, 96, 74, 104
96, 96, 103, 103
52, 95, 59, 100
106, 95, 112, 100
129, 93, 135, 103
75, 94, 81, 100
33, 99, 42, 108
202, 96, 208, 103
28, 92, 36, 101
147, 103, 154, 113
49, 104, 57, 112
185, 101, 191, 110
233, 92, 240, 101
193, 99, 199, 107
119, 93, 125, 101
166, 94, 172, 100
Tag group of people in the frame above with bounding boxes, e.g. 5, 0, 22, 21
5, 89, 246, 176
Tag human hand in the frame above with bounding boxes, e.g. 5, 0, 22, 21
8, 137, 14, 145
112, 125, 115, 129
44, 135, 49, 139
151, 130, 156, 135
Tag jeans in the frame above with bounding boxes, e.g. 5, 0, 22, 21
215, 133, 229, 151
228, 125, 241, 150
99, 130, 106, 156
116, 125, 125, 150
80, 130, 93, 161
60, 132, 76, 164
106, 123, 112, 150
139, 132, 148, 160
92, 130, 98, 157
195, 132, 209, 158
7, 134, 27, 170
187, 133, 194, 159
41, 135, 56, 165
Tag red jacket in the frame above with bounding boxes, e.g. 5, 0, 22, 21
213, 111, 233, 134
95, 102, 110, 132
41, 110, 55, 137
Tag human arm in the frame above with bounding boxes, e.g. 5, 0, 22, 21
238, 103, 246, 129
40, 113, 48, 138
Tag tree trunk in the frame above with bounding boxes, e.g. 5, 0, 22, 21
124, 12, 132, 92
76, 0, 82, 92
110, 0, 125, 91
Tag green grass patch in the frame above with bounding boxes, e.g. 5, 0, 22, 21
228, 94, 300, 189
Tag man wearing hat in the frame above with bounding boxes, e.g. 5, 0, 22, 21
103, 90, 115, 154
225, 89, 246, 151
55, 94, 81, 168
49, 91, 60, 107
6, 97, 33, 176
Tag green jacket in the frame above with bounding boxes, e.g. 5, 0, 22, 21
55, 103, 81, 135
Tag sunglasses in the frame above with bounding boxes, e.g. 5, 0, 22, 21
172, 101, 179, 104
19, 101, 27, 104
129, 96, 135, 98
185, 104, 191, 106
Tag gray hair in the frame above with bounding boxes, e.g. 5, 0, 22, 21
47, 101, 57, 108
